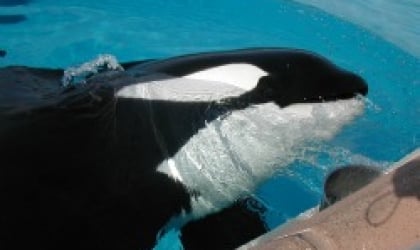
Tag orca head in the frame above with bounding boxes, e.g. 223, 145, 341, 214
121, 49, 368, 109
245, 52, 368, 107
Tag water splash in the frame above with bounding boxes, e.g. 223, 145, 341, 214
363, 96, 382, 113
61, 54, 124, 87
278, 144, 391, 195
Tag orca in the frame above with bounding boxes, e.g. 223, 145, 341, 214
0, 48, 368, 250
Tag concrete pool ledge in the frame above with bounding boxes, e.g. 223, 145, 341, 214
239, 148, 420, 250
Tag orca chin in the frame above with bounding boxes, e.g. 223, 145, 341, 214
0, 48, 368, 250
320, 72, 368, 101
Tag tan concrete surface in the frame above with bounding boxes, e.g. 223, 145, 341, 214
239, 149, 420, 250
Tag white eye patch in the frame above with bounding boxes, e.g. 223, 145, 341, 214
183, 63, 268, 91
116, 76, 246, 102
116, 63, 267, 102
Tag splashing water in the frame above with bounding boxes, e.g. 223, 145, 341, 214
61, 54, 124, 87
363, 96, 382, 113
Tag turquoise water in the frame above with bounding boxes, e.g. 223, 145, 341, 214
1, 0, 419, 249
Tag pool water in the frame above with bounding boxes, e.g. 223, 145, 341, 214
1, 0, 419, 249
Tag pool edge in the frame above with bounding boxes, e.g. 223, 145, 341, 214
239, 148, 420, 250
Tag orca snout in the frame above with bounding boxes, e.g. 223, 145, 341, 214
330, 72, 368, 101
347, 73, 368, 97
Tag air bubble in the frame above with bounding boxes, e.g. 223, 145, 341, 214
61, 54, 124, 87
362, 96, 382, 113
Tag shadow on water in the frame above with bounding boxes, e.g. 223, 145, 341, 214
0, 0, 31, 25
0, 14, 27, 24
0, 0, 31, 7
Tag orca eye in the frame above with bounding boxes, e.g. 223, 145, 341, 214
262, 86, 274, 97
256, 75, 284, 94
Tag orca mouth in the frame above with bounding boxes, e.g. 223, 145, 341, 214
343, 73, 368, 96
250, 71, 368, 107
311, 90, 367, 103
314, 73, 368, 103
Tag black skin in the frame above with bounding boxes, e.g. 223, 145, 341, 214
0, 49, 6, 57
181, 197, 268, 250
0, 48, 368, 250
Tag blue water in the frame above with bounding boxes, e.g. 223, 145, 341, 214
1, 0, 419, 249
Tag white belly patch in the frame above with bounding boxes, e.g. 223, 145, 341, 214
156, 98, 365, 222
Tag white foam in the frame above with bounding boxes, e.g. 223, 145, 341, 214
62, 54, 124, 87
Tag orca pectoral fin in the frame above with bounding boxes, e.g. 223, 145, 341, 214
180, 197, 268, 250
